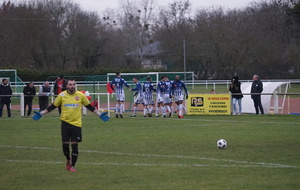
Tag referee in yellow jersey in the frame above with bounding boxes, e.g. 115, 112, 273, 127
32, 79, 109, 172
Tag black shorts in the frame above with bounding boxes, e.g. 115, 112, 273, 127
61, 121, 82, 143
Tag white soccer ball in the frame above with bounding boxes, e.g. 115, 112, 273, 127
217, 139, 227, 149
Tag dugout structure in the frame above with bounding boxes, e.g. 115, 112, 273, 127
241, 82, 289, 114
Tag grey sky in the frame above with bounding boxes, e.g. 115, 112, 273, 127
72, 0, 259, 15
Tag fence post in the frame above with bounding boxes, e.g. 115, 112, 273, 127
274, 91, 278, 114
97, 94, 100, 111
107, 93, 111, 117
20, 94, 24, 117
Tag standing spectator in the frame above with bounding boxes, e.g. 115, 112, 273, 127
91, 99, 98, 110
54, 75, 67, 114
23, 82, 36, 116
0, 78, 13, 117
229, 76, 243, 115
39, 81, 51, 111
251, 75, 264, 115
211, 89, 216, 94
110, 72, 130, 118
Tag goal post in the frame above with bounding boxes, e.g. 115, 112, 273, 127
0, 69, 25, 93
156, 72, 195, 89
107, 72, 159, 85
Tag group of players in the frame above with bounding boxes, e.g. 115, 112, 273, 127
110, 72, 188, 119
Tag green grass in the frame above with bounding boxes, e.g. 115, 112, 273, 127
0, 114, 300, 190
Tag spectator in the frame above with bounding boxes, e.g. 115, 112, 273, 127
54, 75, 67, 114
91, 99, 98, 110
211, 89, 216, 94
39, 81, 51, 111
54, 75, 67, 95
251, 75, 264, 115
23, 82, 36, 116
0, 78, 13, 117
229, 76, 243, 115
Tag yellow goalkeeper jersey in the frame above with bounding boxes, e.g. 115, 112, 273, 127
53, 90, 90, 127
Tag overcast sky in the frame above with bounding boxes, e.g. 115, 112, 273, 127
72, 0, 259, 15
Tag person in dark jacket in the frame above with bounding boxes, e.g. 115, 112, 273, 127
23, 82, 36, 116
251, 75, 264, 115
54, 75, 67, 114
229, 76, 243, 115
39, 81, 51, 111
0, 78, 13, 117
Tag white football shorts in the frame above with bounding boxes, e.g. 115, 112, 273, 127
156, 94, 163, 103
174, 95, 184, 102
163, 94, 172, 104
116, 93, 125, 102
134, 94, 144, 104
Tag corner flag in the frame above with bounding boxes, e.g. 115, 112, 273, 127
107, 83, 113, 94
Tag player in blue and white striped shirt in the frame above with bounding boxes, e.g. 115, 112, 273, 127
162, 76, 173, 117
143, 77, 156, 117
156, 76, 166, 117
110, 72, 130, 118
171, 75, 188, 118
129, 78, 144, 117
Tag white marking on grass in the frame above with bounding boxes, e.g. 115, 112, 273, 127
0, 145, 298, 168
144, 116, 300, 126
1, 159, 297, 168
180, 118, 300, 125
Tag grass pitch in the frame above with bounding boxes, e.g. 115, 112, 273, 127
0, 114, 299, 190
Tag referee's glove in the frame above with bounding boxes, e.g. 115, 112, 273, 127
32, 111, 43, 121
100, 112, 109, 122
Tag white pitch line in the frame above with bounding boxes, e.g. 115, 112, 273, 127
1, 159, 296, 169
137, 116, 300, 125
0, 145, 298, 168
180, 118, 300, 125
2, 116, 299, 125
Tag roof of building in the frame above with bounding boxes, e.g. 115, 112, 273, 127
126, 41, 163, 57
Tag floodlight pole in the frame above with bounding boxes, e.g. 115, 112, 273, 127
183, 38, 186, 82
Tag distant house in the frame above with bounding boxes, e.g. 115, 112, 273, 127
126, 41, 167, 69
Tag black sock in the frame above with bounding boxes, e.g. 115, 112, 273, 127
62, 143, 70, 160
71, 144, 79, 167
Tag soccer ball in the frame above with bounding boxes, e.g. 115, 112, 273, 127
217, 139, 227, 149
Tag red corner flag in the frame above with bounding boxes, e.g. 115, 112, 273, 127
107, 83, 113, 94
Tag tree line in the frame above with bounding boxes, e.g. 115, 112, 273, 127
0, 0, 299, 80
